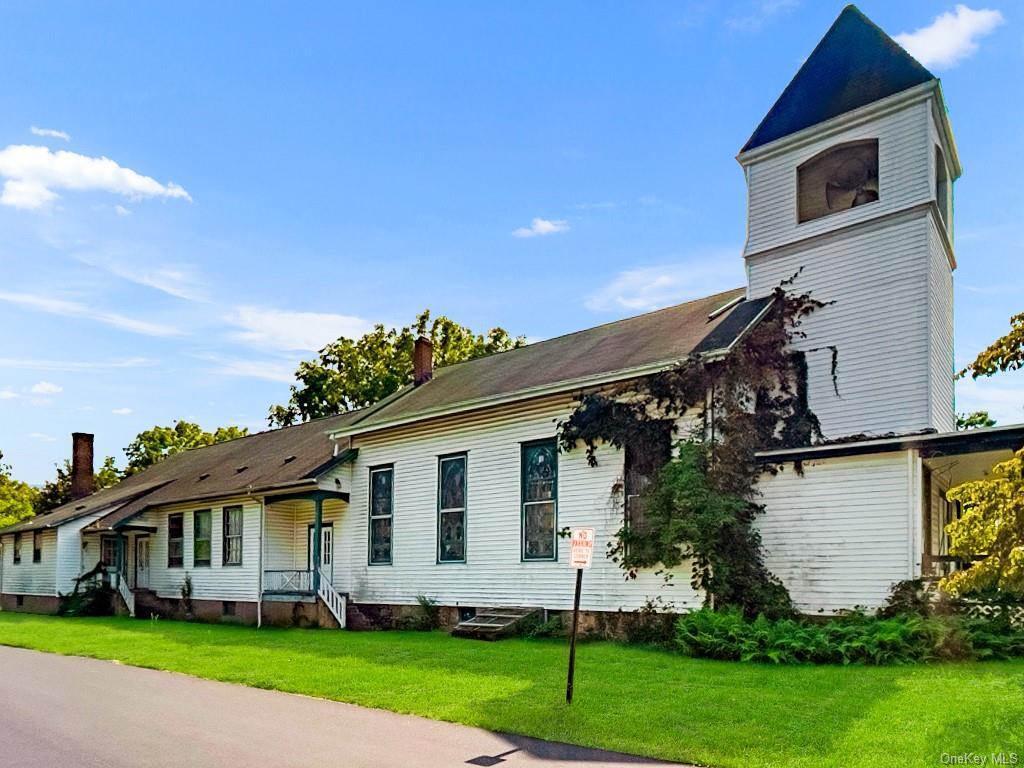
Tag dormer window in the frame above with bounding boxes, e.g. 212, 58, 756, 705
797, 139, 879, 223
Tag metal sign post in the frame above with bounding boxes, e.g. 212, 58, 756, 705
566, 527, 594, 705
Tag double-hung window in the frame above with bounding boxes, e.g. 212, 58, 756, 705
437, 455, 467, 563
624, 431, 671, 537
369, 467, 393, 564
100, 536, 118, 568
222, 506, 243, 566
168, 513, 184, 568
32, 530, 42, 563
521, 440, 558, 561
193, 510, 212, 567
12, 533, 21, 564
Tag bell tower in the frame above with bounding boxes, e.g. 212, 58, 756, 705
738, 5, 960, 439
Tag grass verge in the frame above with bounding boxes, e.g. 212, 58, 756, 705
0, 613, 1021, 767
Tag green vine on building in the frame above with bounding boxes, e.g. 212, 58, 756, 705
557, 276, 835, 618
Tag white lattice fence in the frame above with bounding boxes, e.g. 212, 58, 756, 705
957, 600, 1024, 629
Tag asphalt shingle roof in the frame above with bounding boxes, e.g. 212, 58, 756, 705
741, 5, 935, 152
342, 288, 766, 432
0, 410, 365, 535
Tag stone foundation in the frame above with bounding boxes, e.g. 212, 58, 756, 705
0, 593, 60, 615
133, 591, 339, 628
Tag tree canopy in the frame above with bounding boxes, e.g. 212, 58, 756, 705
35, 456, 121, 514
956, 410, 996, 430
124, 421, 249, 475
0, 450, 38, 528
269, 310, 524, 426
960, 311, 1024, 379
943, 447, 1024, 596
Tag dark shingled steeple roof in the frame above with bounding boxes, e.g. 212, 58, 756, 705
741, 5, 936, 152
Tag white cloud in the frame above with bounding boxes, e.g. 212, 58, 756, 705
0, 290, 182, 337
111, 407, 133, 415
585, 253, 745, 313
0, 356, 151, 371
0, 389, 17, 400
29, 381, 62, 395
71, 248, 207, 302
114, 204, 131, 216
30, 126, 71, 142
895, 5, 1004, 70
956, 375, 1024, 426
227, 306, 373, 352
28, 432, 57, 442
512, 218, 570, 238
200, 355, 297, 384
726, 0, 800, 33
0, 144, 192, 210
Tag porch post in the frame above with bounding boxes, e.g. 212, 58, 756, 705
117, 532, 125, 585
312, 497, 323, 593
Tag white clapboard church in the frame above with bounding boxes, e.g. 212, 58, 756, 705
2, 6, 1021, 628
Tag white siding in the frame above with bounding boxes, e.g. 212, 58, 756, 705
748, 211, 934, 438
744, 98, 933, 257
132, 499, 261, 601
927, 215, 956, 432
756, 451, 915, 613
263, 499, 344, 584
56, 514, 104, 594
0, 530, 58, 596
341, 394, 701, 612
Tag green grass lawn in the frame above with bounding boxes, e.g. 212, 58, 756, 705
0, 614, 1020, 767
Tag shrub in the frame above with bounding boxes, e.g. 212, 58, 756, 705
674, 607, 1023, 665
525, 614, 564, 639
58, 581, 113, 617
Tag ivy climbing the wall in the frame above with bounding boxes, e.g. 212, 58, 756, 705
558, 277, 834, 619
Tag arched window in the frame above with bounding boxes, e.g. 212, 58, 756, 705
797, 139, 879, 223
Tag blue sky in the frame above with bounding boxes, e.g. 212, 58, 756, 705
0, 1, 1021, 484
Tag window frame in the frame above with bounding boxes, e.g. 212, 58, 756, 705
32, 530, 42, 563
193, 509, 212, 567
222, 505, 243, 567
796, 138, 880, 225
100, 535, 119, 569
520, 439, 559, 562
436, 453, 468, 564
12, 532, 22, 565
367, 465, 394, 566
167, 513, 184, 568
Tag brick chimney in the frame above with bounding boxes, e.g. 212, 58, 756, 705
71, 432, 95, 500
413, 336, 433, 386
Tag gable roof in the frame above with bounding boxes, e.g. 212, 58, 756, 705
0, 409, 366, 536
334, 288, 772, 436
741, 5, 936, 153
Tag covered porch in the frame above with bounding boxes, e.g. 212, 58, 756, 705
261, 490, 348, 625
920, 425, 1024, 578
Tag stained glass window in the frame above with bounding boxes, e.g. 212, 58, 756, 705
522, 441, 557, 560
438, 455, 467, 563
369, 467, 393, 564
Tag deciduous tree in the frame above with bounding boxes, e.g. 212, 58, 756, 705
0, 450, 38, 528
124, 421, 248, 474
943, 448, 1024, 596
959, 312, 1024, 379
269, 310, 524, 426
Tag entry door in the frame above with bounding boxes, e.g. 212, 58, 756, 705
135, 537, 150, 589
307, 524, 333, 576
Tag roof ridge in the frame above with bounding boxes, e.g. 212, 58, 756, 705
427, 286, 746, 379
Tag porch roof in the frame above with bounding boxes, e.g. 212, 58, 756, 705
756, 423, 1024, 463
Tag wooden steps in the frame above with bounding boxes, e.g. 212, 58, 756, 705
451, 607, 541, 640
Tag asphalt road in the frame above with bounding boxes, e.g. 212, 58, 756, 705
0, 645, 679, 768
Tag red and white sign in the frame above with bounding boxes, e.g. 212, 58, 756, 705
569, 527, 595, 569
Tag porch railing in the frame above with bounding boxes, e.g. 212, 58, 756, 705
116, 571, 135, 617
317, 567, 347, 629
263, 569, 312, 593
